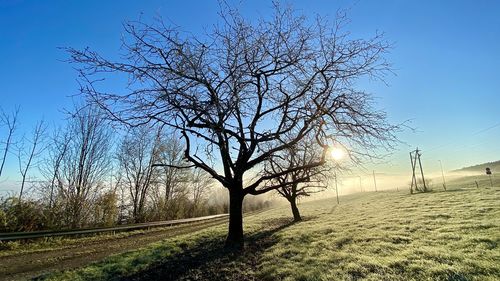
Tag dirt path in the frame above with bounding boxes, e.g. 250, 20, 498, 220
0, 218, 228, 281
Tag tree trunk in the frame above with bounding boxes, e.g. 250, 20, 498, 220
225, 187, 244, 250
289, 196, 301, 222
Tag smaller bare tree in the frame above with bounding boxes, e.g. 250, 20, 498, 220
117, 126, 163, 222
17, 120, 46, 200
37, 127, 72, 228
56, 105, 112, 228
46, 129, 71, 208
0, 107, 19, 178
189, 168, 213, 217
150, 133, 192, 220
266, 137, 330, 222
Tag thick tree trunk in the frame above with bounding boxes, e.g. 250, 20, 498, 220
225, 187, 244, 250
289, 196, 302, 222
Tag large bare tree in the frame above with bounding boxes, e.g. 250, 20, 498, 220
68, 4, 397, 248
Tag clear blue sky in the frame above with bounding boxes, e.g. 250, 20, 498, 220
1, 0, 499, 190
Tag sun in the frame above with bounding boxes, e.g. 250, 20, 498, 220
330, 147, 345, 161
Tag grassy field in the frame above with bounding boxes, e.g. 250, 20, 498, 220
34, 183, 499, 280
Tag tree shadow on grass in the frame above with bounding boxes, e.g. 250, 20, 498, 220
329, 204, 339, 214
123, 218, 296, 281
442, 187, 472, 193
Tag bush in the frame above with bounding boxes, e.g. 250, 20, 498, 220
0, 197, 48, 232
93, 191, 119, 227
0, 209, 7, 230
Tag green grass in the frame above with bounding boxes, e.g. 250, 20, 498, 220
0, 229, 146, 255
0, 223, 206, 256
0, 217, 228, 258
39, 185, 500, 281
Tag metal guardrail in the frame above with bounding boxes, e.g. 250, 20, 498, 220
0, 214, 228, 241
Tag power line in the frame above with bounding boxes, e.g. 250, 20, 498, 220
425, 137, 496, 163
426, 121, 500, 153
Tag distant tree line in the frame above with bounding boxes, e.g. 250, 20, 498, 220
0, 106, 272, 232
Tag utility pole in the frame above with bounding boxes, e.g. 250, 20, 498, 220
372, 170, 378, 192
334, 170, 339, 204
418, 149, 427, 192
410, 148, 427, 193
438, 160, 446, 191
410, 151, 418, 194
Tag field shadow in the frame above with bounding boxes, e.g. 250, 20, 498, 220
329, 204, 339, 214
441, 188, 470, 193
123, 218, 296, 281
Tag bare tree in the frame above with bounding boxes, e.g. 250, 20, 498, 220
46, 129, 71, 208
17, 120, 46, 200
37, 127, 71, 228
150, 133, 191, 220
68, 4, 398, 248
189, 168, 213, 217
266, 136, 330, 222
0, 107, 19, 178
55, 106, 112, 228
117, 126, 160, 222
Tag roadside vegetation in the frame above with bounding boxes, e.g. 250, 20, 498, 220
0, 216, 227, 256
37, 183, 499, 281
0, 217, 229, 280
0, 106, 272, 234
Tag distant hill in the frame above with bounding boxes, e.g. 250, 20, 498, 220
453, 160, 500, 173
